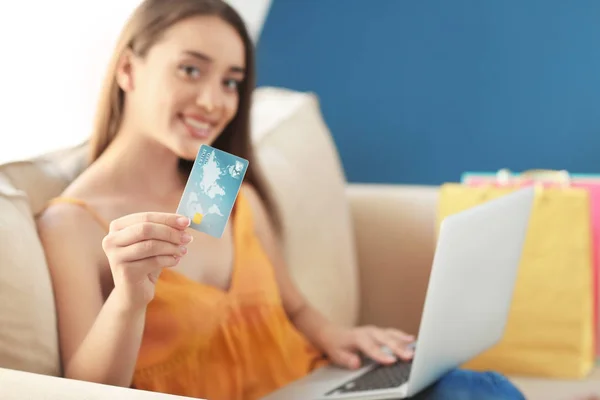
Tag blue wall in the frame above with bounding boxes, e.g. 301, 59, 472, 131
256, 0, 600, 185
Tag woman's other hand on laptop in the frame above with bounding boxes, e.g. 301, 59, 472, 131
317, 325, 415, 370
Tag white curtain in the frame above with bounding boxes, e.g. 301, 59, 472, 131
0, 0, 272, 164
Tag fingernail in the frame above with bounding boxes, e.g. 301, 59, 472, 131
181, 233, 192, 243
177, 217, 190, 227
180, 246, 187, 255
383, 355, 396, 363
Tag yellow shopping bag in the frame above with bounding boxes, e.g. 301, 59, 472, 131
437, 183, 595, 379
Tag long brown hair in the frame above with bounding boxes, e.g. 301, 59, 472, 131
87, 0, 280, 231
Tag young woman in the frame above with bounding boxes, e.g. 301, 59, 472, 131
36, 1, 526, 399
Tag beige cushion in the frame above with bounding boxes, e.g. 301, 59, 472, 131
251, 87, 359, 328
0, 174, 61, 376
0, 87, 359, 375
0, 143, 88, 376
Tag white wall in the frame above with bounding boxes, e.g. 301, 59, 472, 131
226, 0, 273, 43
0, 0, 272, 164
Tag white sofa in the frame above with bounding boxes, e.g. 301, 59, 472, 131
0, 87, 598, 399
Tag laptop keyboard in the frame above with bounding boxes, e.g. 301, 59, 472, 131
325, 359, 413, 395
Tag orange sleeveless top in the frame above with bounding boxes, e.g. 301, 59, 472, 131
47, 191, 326, 400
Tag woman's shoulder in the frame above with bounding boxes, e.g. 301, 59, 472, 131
240, 183, 280, 242
36, 172, 112, 277
241, 183, 259, 205
240, 183, 265, 223
36, 180, 109, 299
36, 198, 108, 282
36, 198, 108, 255
37, 168, 112, 238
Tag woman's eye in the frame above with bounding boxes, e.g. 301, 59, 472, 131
224, 79, 240, 91
179, 65, 200, 79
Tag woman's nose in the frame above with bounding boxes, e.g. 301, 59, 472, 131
196, 82, 223, 112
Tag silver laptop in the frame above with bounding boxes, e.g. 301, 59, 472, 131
262, 186, 535, 400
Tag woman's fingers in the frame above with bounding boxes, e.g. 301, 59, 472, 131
109, 212, 190, 232
116, 255, 183, 282
355, 332, 397, 365
118, 239, 188, 262
110, 221, 193, 248
370, 329, 414, 361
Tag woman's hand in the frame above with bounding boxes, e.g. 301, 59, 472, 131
318, 325, 415, 370
101, 212, 192, 311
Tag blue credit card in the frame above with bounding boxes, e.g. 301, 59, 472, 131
176, 144, 249, 238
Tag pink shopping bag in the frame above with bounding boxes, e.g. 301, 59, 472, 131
462, 169, 600, 358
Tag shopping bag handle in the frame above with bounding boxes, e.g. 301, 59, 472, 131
497, 169, 570, 186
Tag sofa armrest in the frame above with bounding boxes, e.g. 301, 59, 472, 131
346, 183, 439, 336
0, 368, 196, 399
